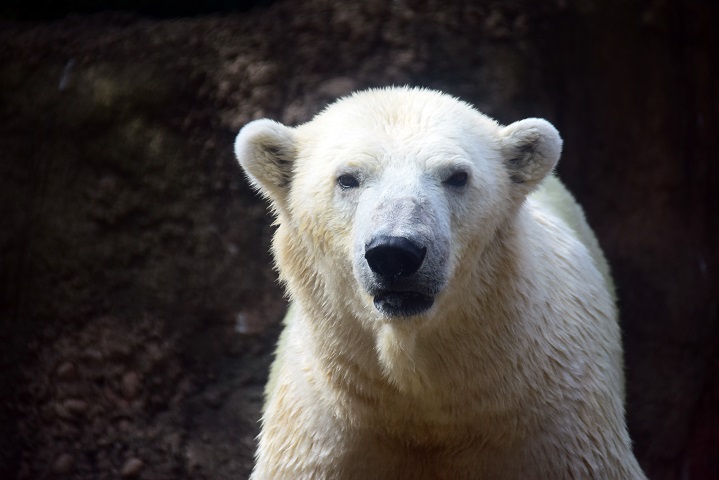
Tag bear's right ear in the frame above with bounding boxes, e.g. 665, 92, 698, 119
234, 119, 296, 211
499, 118, 562, 197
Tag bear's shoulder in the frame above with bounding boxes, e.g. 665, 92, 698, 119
528, 175, 614, 296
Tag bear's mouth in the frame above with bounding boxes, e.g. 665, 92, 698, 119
373, 291, 434, 317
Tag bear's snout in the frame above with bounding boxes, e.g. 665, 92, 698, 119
362, 234, 437, 317
352, 189, 450, 318
365, 235, 426, 280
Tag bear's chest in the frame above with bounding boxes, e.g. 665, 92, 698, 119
331, 374, 528, 449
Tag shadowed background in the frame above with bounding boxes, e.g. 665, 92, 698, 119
1, 1, 717, 479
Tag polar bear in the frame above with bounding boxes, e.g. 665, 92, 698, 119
234, 87, 645, 480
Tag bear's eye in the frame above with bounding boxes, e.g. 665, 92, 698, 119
444, 171, 468, 188
337, 174, 360, 189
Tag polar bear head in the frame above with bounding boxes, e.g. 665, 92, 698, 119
235, 88, 561, 323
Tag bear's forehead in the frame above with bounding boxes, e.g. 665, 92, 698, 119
298, 126, 475, 167
298, 88, 500, 147
292, 88, 502, 170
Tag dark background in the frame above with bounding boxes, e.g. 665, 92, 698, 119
1, 1, 717, 479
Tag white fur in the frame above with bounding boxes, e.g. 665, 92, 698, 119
235, 87, 645, 479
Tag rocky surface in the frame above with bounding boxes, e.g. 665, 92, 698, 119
0, 0, 716, 478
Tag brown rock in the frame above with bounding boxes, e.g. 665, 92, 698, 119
118, 418, 132, 432
62, 399, 88, 416
121, 371, 141, 400
317, 77, 358, 99
51, 453, 75, 475
55, 361, 77, 380
120, 457, 144, 477
54, 403, 72, 420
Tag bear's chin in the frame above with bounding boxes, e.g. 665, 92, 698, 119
373, 291, 434, 318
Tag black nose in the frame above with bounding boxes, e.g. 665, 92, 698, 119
365, 236, 426, 280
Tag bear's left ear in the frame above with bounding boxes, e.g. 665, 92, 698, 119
499, 118, 562, 195
234, 119, 296, 213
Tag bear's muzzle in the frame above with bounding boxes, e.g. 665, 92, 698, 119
365, 235, 427, 280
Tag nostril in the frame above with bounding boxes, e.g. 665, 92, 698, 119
365, 236, 426, 279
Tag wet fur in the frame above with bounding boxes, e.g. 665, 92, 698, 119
235, 87, 645, 479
